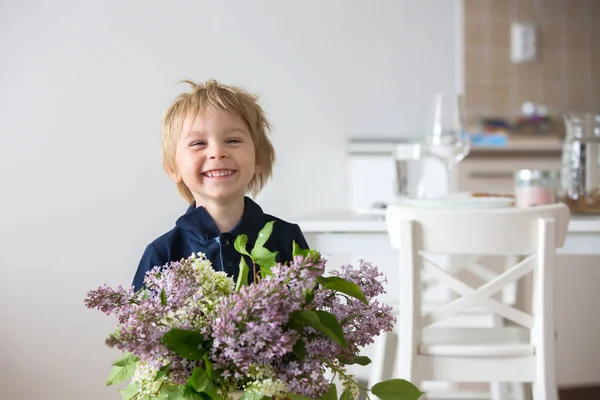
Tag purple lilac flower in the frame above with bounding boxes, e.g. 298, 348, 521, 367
311, 259, 396, 358
274, 358, 330, 398
208, 256, 324, 384
84, 254, 232, 376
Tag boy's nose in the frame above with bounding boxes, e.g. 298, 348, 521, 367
207, 144, 228, 159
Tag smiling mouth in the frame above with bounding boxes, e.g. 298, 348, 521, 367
202, 169, 236, 178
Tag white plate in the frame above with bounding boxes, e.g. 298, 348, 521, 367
396, 192, 514, 210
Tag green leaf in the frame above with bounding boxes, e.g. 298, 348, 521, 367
183, 383, 210, 400
155, 364, 170, 381
112, 352, 139, 367
107, 361, 137, 386
160, 288, 167, 306
203, 354, 213, 379
235, 257, 250, 292
188, 367, 219, 400
322, 384, 337, 400
288, 394, 314, 400
251, 246, 278, 269
254, 221, 275, 248
292, 241, 321, 262
260, 264, 273, 278
234, 234, 251, 257
337, 355, 372, 366
340, 389, 354, 400
371, 379, 424, 400
315, 310, 347, 348
292, 338, 306, 360
304, 289, 315, 304
291, 310, 346, 348
142, 289, 149, 301
157, 385, 186, 400
161, 329, 207, 360
183, 383, 197, 399
316, 276, 368, 305
119, 383, 139, 400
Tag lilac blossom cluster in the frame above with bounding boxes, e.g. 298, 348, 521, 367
312, 259, 396, 357
85, 253, 234, 384
85, 251, 396, 399
208, 255, 326, 393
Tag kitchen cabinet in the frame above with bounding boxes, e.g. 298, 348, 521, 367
454, 146, 562, 194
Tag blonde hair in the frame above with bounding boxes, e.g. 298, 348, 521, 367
161, 79, 276, 204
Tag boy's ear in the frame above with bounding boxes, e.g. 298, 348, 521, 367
254, 159, 262, 174
167, 168, 183, 183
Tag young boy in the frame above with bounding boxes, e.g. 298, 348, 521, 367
132, 79, 308, 291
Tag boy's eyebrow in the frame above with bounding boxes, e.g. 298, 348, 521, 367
184, 128, 250, 137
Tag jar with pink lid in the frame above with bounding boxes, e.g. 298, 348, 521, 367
514, 169, 557, 208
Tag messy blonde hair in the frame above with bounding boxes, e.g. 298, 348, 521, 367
161, 79, 276, 204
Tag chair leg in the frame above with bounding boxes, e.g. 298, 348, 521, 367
510, 382, 530, 400
532, 379, 558, 400
490, 382, 510, 400
532, 354, 558, 400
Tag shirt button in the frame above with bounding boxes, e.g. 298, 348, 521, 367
226, 261, 233, 267
224, 239, 230, 246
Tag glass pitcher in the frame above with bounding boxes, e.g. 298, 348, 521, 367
560, 112, 600, 214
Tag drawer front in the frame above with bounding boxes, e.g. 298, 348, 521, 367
455, 155, 561, 193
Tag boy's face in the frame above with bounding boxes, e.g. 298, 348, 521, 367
171, 109, 260, 207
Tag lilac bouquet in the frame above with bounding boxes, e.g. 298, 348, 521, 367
85, 222, 423, 400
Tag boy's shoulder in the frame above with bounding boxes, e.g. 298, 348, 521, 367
144, 224, 189, 257
245, 199, 302, 236
262, 212, 300, 228
149, 225, 186, 245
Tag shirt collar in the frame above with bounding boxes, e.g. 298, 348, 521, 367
175, 196, 266, 243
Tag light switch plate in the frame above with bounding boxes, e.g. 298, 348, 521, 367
511, 22, 537, 63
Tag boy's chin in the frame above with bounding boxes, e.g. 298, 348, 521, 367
194, 192, 246, 205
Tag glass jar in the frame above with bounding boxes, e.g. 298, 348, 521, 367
561, 112, 600, 214
514, 169, 557, 208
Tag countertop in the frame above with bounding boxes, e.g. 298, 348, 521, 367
296, 209, 600, 234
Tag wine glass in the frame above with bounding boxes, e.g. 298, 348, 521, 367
424, 92, 471, 193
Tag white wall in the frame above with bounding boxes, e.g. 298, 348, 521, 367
0, 1, 459, 398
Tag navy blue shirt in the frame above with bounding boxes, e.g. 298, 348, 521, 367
132, 197, 309, 291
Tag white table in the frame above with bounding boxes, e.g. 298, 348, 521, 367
296, 210, 600, 255
295, 210, 600, 387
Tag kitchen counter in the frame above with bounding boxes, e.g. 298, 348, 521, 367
297, 209, 600, 233
296, 209, 600, 255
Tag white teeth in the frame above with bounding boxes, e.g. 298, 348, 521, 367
205, 170, 234, 177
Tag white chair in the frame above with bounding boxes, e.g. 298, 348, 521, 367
376, 203, 569, 400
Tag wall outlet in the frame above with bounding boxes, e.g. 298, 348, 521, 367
511, 22, 537, 63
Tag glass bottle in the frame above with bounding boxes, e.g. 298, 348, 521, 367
561, 112, 600, 214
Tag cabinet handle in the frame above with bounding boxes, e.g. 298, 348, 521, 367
468, 171, 514, 179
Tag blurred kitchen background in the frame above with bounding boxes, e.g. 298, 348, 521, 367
464, 0, 599, 127
1, 1, 599, 399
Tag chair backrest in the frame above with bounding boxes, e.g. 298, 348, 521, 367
386, 203, 570, 255
385, 203, 570, 330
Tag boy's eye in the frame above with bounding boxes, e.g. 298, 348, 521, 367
190, 141, 206, 147
226, 138, 242, 144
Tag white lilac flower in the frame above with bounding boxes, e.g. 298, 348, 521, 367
131, 360, 163, 396
244, 378, 289, 398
